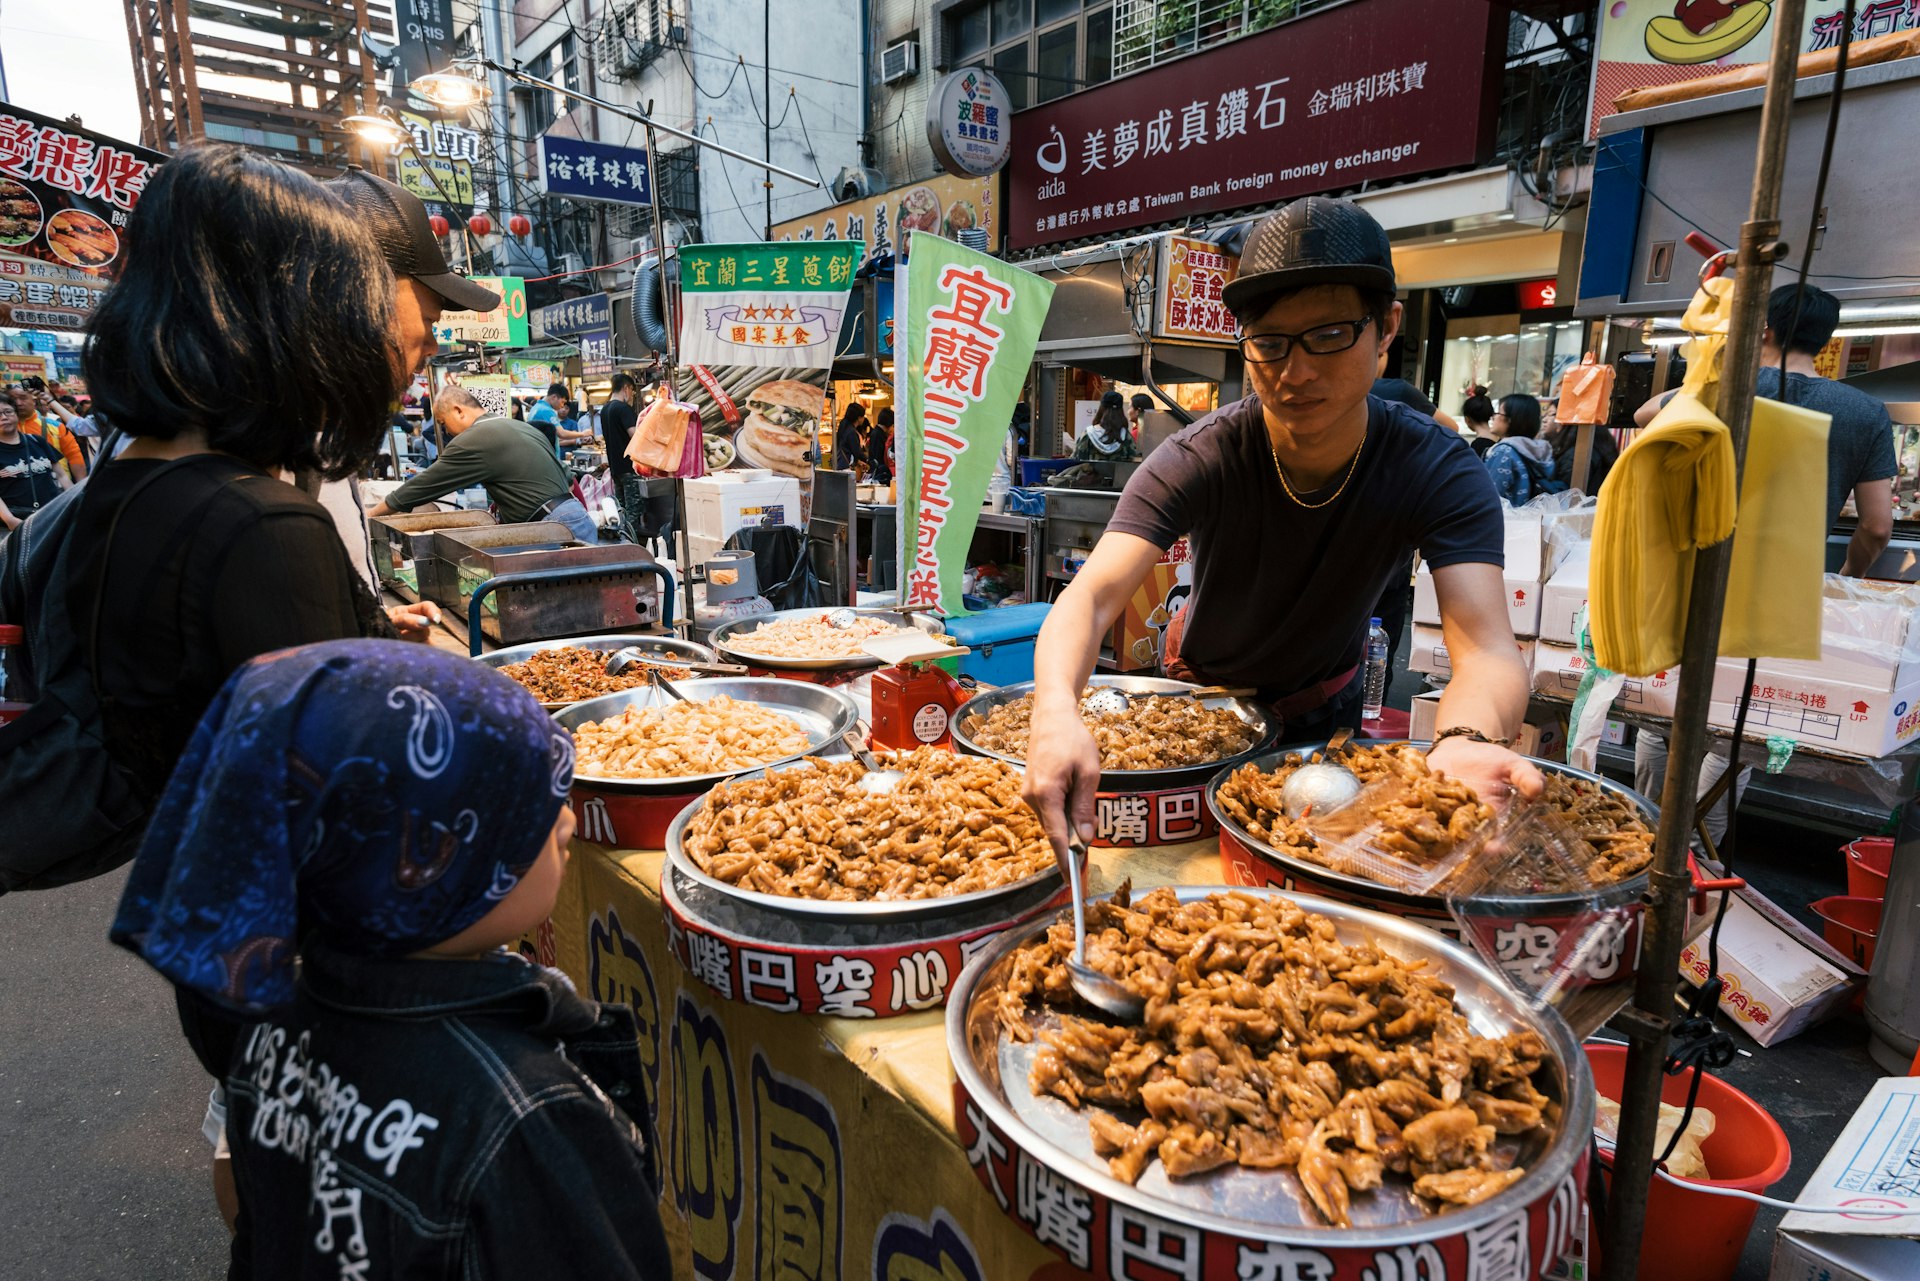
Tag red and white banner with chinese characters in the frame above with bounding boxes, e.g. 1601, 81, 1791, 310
0, 102, 161, 331
1090, 782, 1215, 849
898, 236, 1055, 615
662, 870, 1065, 1019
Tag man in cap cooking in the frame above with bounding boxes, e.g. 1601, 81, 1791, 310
1024, 197, 1541, 858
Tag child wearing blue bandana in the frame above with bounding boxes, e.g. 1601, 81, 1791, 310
112, 641, 669, 1279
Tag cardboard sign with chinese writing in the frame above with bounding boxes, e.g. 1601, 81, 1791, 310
536, 135, 651, 206
434, 275, 527, 347
0, 102, 162, 330
676, 242, 861, 368
772, 173, 1000, 259
898, 237, 1054, 615
1006, 0, 1499, 250
1156, 237, 1239, 344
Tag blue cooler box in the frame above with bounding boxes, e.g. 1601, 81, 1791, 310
942, 602, 1052, 686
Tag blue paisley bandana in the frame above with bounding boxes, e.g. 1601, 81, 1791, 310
111, 640, 575, 1013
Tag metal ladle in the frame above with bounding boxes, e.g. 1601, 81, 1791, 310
1080, 684, 1256, 716
825, 608, 859, 629
1279, 726, 1363, 820
840, 729, 907, 794
1064, 830, 1146, 1021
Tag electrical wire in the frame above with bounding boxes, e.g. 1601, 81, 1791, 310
786, 89, 841, 192
1591, 1137, 1890, 1214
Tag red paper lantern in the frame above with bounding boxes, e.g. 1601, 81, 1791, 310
467, 213, 493, 236
428, 214, 450, 237
508, 213, 532, 238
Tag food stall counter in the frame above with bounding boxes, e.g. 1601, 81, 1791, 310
534, 827, 1215, 1281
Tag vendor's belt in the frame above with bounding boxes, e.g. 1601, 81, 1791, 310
531, 493, 575, 521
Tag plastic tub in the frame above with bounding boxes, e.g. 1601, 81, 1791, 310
1845, 837, 1892, 900
1586, 1045, 1791, 1281
1811, 894, 1882, 971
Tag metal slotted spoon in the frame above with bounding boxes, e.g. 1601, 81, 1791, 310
1064, 831, 1145, 1022
840, 729, 906, 794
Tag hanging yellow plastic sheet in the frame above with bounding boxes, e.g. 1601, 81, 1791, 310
1723, 395, 1829, 659
1590, 284, 1737, 674
1591, 277, 1830, 672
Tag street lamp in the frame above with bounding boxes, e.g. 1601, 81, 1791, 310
411, 69, 493, 110
341, 114, 408, 148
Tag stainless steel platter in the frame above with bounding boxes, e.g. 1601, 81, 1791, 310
948, 883, 1593, 1246
476, 633, 720, 711
1207, 739, 1661, 914
663, 755, 1064, 923
708, 607, 945, 673
554, 677, 857, 795
952, 675, 1276, 791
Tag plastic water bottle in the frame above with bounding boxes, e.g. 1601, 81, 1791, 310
1362, 617, 1390, 721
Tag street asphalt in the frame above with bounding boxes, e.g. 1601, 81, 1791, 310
1, 863, 228, 1279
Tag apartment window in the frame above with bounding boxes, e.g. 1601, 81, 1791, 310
946, 0, 1114, 108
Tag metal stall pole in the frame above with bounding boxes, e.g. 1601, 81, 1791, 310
1597, 3, 1807, 1277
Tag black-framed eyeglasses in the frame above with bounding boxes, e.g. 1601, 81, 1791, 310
1237, 315, 1373, 364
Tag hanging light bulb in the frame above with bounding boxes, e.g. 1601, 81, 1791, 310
411, 69, 492, 109
341, 114, 406, 147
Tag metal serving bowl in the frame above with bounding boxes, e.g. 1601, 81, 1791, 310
952, 675, 1277, 793
708, 607, 945, 673
663, 754, 1063, 923
476, 633, 719, 711
554, 677, 857, 795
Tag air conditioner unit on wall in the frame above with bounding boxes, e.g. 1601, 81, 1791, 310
561, 252, 589, 278
882, 40, 920, 84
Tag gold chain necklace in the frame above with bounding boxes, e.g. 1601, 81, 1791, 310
1269, 427, 1367, 509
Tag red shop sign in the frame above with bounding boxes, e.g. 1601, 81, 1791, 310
1007, 0, 1501, 251
1518, 278, 1561, 311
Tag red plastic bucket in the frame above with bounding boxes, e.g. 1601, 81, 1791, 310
1586, 1045, 1791, 1281
1845, 837, 1892, 900
1811, 895, 1882, 971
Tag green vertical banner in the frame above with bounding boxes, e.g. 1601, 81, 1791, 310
899, 237, 1054, 616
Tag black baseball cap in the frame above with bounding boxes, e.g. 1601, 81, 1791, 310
325, 167, 501, 313
1222, 197, 1396, 323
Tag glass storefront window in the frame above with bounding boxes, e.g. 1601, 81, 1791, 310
1436, 320, 1583, 419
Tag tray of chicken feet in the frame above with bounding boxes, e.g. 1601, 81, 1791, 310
949, 884, 1591, 1279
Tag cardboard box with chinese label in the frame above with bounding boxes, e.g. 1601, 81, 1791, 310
1410, 689, 1567, 758
1407, 624, 1534, 681
1106, 539, 1190, 673
1532, 642, 1682, 718
1679, 886, 1863, 1047
1539, 542, 1591, 646
1412, 563, 1540, 637
1709, 661, 1920, 758
1769, 1076, 1920, 1280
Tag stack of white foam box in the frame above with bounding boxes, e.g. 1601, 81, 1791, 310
1710, 578, 1920, 757
684, 471, 802, 569
1410, 509, 1546, 678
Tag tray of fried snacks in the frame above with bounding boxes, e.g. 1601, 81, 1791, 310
665, 747, 1062, 922
948, 885, 1592, 1273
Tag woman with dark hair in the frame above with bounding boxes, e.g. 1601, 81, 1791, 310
1550, 417, 1619, 494
833, 400, 869, 472
1073, 390, 1139, 461
1483, 393, 1564, 504
1461, 393, 1497, 458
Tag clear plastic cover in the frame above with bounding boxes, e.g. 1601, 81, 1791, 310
1444, 803, 1638, 1025
1300, 774, 1497, 896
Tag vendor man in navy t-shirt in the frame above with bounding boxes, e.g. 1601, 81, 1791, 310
1022, 197, 1543, 858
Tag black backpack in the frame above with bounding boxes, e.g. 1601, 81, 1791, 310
0, 459, 250, 892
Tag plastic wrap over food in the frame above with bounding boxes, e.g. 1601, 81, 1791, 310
1807, 574, 1920, 666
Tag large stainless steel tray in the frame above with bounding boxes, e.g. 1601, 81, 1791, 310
368, 509, 495, 599
663, 754, 1064, 923
1207, 740, 1661, 914
708, 607, 943, 673
475, 634, 720, 711
949, 884, 1593, 1244
952, 675, 1276, 791
554, 677, 857, 795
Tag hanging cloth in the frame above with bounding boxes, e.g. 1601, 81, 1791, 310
1589, 279, 1738, 675
1723, 395, 1829, 660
